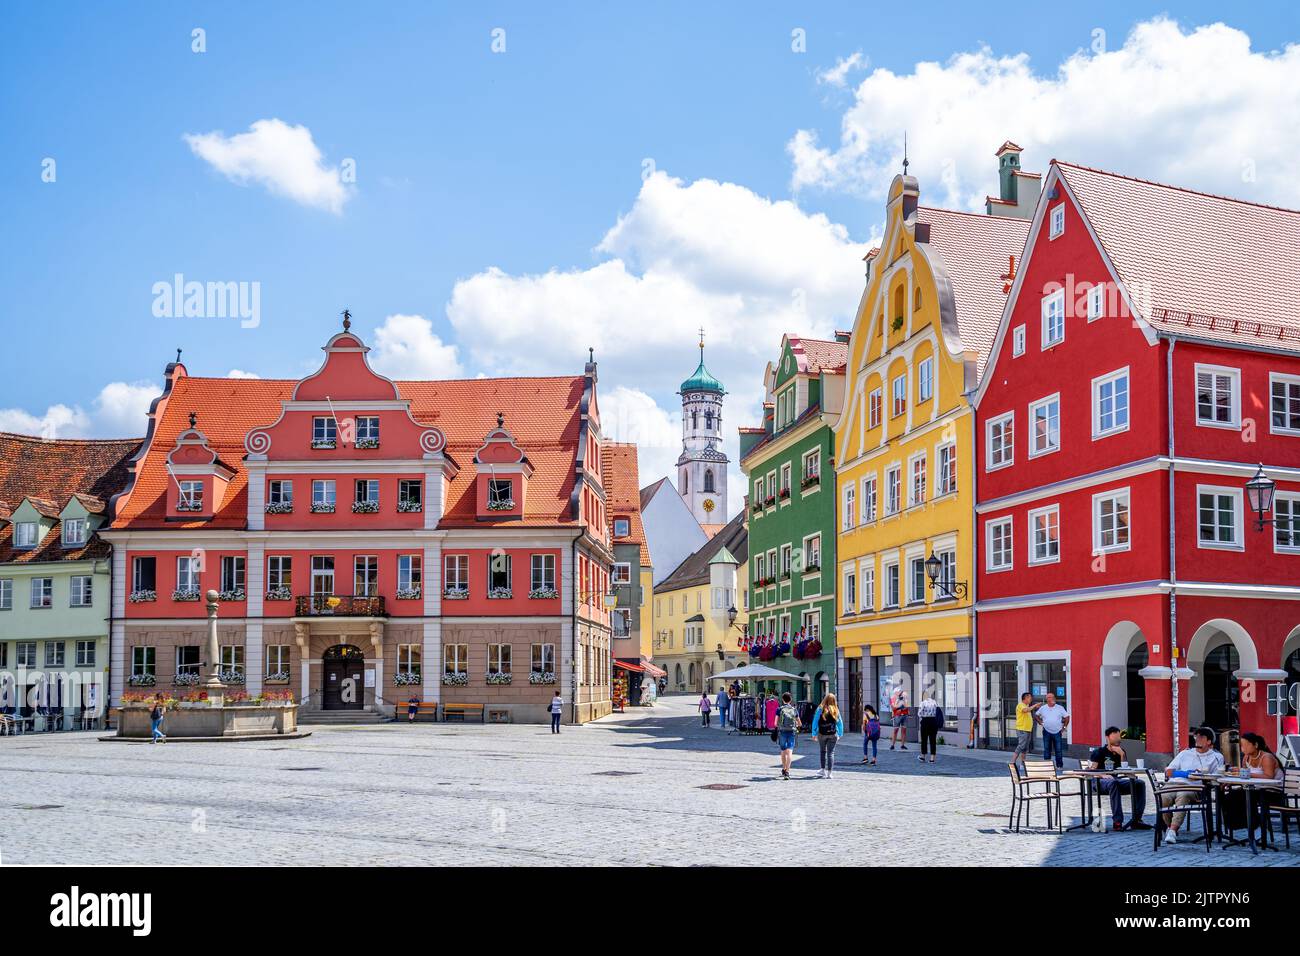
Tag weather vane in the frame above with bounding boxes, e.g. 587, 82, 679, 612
902, 131, 909, 176
341, 308, 351, 331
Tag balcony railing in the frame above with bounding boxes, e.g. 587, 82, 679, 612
294, 594, 387, 617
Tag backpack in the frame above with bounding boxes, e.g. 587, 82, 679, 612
777, 704, 798, 732
866, 717, 881, 739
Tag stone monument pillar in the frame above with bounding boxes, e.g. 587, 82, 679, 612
203, 588, 226, 705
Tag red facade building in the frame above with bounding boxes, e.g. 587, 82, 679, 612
974, 161, 1300, 758
103, 322, 614, 723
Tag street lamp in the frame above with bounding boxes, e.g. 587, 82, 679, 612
924, 552, 968, 600
727, 604, 738, 629
1246, 463, 1277, 531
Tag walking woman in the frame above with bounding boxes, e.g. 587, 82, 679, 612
861, 704, 881, 765
774, 692, 801, 780
698, 691, 712, 727
810, 692, 844, 778
149, 694, 167, 744
917, 691, 943, 764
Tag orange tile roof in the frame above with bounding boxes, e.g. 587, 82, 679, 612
601, 441, 651, 565
114, 374, 589, 529
788, 336, 849, 374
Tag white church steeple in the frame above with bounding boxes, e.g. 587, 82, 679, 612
676, 329, 728, 524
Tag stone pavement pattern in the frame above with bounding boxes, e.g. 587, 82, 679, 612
0, 697, 1294, 867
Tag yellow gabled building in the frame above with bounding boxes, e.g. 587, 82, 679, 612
833, 159, 1030, 736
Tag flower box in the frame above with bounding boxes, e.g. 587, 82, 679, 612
529, 672, 557, 685
486, 499, 516, 511
800, 474, 820, 490
174, 672, 200, 686
803, 563, 821, 574
310, 502, 336, 513
351, 500, 380, 514
397, 500, 423, 513
442, 672, 468, 686
487, 587, 513, 600
394, 671, 421, 686
128, 674, 156, 687
443, 588, 469, 600
219, 670, 246, 685
129, 589, 157, 603
354, 437, 380, 449
175, 502, 204, 512
265, 501, 294, 515
763, 496, 776, 508
395, 587, 422, 600
310, 439, 336, 449
528, 587, 559, 600
265, 587, 293, 602
172, 589, 201, 602
778, 487, 791, 499
218, 589, 246, 602
486, 672, 512, 685
265, 671, 291, 683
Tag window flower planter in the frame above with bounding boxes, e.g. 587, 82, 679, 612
218, 589, 246, 602
172, 589, 201, 602
174, 672, 200, 686
397, 500, 423, 513
265, 501, 294, 515
800, 474, 820, 490
778, 487, 791, 500
354, 438, 380, 449
128, 674, 156, 687
265, 587, 292, 602
310, 502, 336, 514
442, 672, 468, 686
528, 587, 559, 600
751, 502, 763, 515
351, 500, 380, 514
129, 589, 157, 603
803, 563, 821, 574
763, 496, 776, 508
394, 671, 421, 686
265, 671, 291, 683
486, 499, 516, 511
395, 587, 422, 600
443, 588, 469, 600
529, 671, 557, 685
310, 439, 336, 449
486, 672, 512, 685
487, 587, 513, 600
175, 502, 204, 512
219, 670, 246, 685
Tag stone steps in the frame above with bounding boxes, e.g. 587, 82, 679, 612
297, 710, 388, 725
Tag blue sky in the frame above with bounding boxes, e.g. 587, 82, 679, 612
2, 2, 1296, 506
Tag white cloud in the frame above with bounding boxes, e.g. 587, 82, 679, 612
0, 380, 157, 439
0, 404, 88, 439
226, 369, 260, 379
184, 118, 352, 214
789, 18, 1300, 209
368, 313, 463, 380
818, 51, 866, 88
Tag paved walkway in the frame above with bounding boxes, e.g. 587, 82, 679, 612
0, 697, 1293, 866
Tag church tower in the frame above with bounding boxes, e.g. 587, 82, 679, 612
676, 330, 728, 524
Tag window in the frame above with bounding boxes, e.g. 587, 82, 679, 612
1195, 365, 1239, 428
488, 643, 512, 675
937, 444, 957, 496
868, 388, 883, 428
1029, 505, 1060, 564
531, 642, 556, 675
613, 518, 630, 537
62, 518, 87, 547
908, 556, 927, 605
885, 465, 902, 515
1271, 374, 1300, 434
803, 450, 820, 481
355, 415, 380, 444
398, 644, 421, 678
1086, 284, 1104, 322
445, 554, 469, 594
445, 644, 469, 675
860, 562, 874, 611
804, 534, 822, 570
132, 556, 157, 593
842, 484, 855, 531
1012, 324, 1026, 357
1029, 395, 1060, 456
268, 479, 293, 507
1093, 368, 1130, 437
354, 478, 379, 505
17, 642, 36, 668
312, 416, 337, 445
310, 556, 335, 595
754, 478, 764, 505
0, 578, 10, 610
220, 645, 245, 678
987, 413, 1014, 469
779, 543, 792, 577
1041, 289, 1065, 348
1275, 494, 1300, 552
909, 453, 927, 507
488, 553, 512, 592
754, 553, 765, 584
987, 517, 1013, 571
397, 479, 422, 511
220, 556, 245, 594
892, 374, 907, 417
45, 641, 65, 668
266, 645, 291, 677
488, 478, 514, 507
267, 556, 292, 592
861, 475, 877, 523
611, 562, 631, 585
312, 479, 336, 509
398, 554, 422, 592
1049, 203, 1065, 239
70, 575, 93, 607
842, 564, 857, 610
780, 463, 792, 495
354, 556, 379, 596
1093, 489, 1131, 553
800, 609, 821, 640
13, 521, 38, 548
883, 561, 900, 608
936, 550, 957, 598
30, 577, 52, 608
0, 643, 6, 667
176, 556, 199, 593
176, 645, 201, 676
917, 358, 934, 402
178, 480, 204, 511
76, 640, 96, 667
1197, 487, 1242, 549
131, 646, 156, 678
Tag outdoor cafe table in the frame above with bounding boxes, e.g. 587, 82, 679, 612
1196, 774, 1284, 855
1060, 767, 1152, 832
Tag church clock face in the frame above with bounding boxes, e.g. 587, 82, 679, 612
702, 498, 716, 514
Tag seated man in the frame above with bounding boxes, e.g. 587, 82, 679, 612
1089, 726, 1151, 832
1160, 725, 1223, 845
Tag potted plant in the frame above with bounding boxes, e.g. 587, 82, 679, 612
442, 672, 468, 686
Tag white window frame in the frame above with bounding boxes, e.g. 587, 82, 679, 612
1273, 492, 1300, 554
917, 357, 934, 403
882, 559, 900, 609
1041, 288, 1065, 349
1012, 324, 1026, 357
613, 518, 630, 537
267, 555, 292, 591
62, 517, 87, 547
176, 556, 199, 592
861, 474, 877, 523
1092, 367, 1130, 439
70, 575, 93, 607
1028, 394, 1061, 458
0, 578, 11, 610
312, 479, 336, 506
842, 563, 857, 612
1049, 203, 1065, 239
884, 464, 902, 516
1086, 284, 1104, 322
1092, 488, 1132, 555
268, 479, 293, 505
802, 533, 822, 571
868, 388, 883, 429
891, 373, 907, 418
1195, 484, 1243, 551
936, 443, 957, 496
907, 554, 927, 606
612, 562, 632, 585
398, 554, 422, 591
30, 577, 53, 608
13, 522, 38, 548
1027, 505, 1060, 565
1194, 364, 1241, 430
987, 412, 1014, 470
1269, 372, 1300, 436
908, 452, 927, 507
986, 516, 1013, 572
859, 561, 875, 611
842, 483, 855, 531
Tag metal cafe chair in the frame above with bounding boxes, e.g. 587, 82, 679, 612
1264, 768, 1300, 850
1009, 761, 1062, 832
1146, 768, 1214, 853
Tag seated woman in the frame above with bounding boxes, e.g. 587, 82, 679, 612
1219, 732, 1284, 836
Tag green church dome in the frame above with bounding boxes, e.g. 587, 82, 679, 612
680, 358, 724, 394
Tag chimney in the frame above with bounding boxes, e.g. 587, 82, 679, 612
986, 141, 1041, 219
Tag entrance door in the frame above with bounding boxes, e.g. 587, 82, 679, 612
847, 657, 862, 733
985, 660, 1020, 750
322, 644, 365, 710
1029, 659, 1068, 749
1203, 644, 1240, 732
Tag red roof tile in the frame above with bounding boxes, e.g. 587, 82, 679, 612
601, 441, 651, 565
788, 337, 849, 375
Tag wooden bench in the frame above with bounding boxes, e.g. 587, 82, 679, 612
393, 700, 438, 722
443, 703, 485, 723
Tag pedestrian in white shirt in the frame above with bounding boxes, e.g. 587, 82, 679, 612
1160, 726, 1224, 844
549, 691, 564, 734
1035, 692, 1070, 769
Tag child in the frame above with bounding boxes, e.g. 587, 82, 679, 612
698, 692, 712, 727
861, 704, 881, 765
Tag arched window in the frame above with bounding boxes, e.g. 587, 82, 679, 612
704, 410, 714, 430
703, 468, 715, 493
692, 410, 698, 430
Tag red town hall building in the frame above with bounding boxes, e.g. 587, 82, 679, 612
975, 162, 1300, 759
103, 322, 615, 723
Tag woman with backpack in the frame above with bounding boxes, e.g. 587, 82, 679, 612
810, 692, 844, 778
917, 691, 944, 764
773, 692, 801, 780
861, 704, 882, 765
698, 691, 713, 727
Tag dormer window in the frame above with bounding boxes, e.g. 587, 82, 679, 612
1049, 203, 1065, 239
177, 481, 204, 512
13, 522, 38, 549
312, 416, 337, 449
487, 478, 515, 511
62, 518, 88, 547
614, 518, 630, 537
355, 416, 380, 448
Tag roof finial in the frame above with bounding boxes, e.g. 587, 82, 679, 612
341, 308, 351, 332
188, 411, 197, 429
698, 326, 706, 357
588, 346, 594, 363
175, 347, 183, 364
496, 410, 504, 429
902, 131, 909, 176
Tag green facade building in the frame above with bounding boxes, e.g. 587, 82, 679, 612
738, 334, 848, 703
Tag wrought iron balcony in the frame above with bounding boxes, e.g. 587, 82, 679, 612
294, 594, 387, 617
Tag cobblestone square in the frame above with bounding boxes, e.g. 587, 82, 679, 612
1, 697, 1294, 867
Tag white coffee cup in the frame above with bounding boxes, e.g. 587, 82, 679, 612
1136, 758, 1145, 769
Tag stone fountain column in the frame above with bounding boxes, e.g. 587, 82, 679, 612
203, 589, 226, 705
